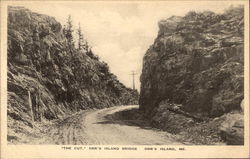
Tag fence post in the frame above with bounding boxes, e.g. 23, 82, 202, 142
28, 90, 34, 128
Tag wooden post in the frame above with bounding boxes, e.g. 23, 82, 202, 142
28, 90, 34, 128
37, 69, 42, 122
130, 71, 137, 90
33, 64, 41, 122
37, 87, 41, 122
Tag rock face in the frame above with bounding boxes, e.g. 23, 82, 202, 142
7, 6, 138, 142
140, 7, 244, 117
139, 6, 244, 145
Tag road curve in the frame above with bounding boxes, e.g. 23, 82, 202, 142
83, 105, 182, 145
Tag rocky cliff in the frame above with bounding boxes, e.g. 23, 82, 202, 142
139, 6, 244, 144
7, 6, 138, 143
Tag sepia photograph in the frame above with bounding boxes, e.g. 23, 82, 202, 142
0, 0, 249, 158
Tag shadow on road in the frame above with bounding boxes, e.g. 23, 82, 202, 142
94, 108, 154, 130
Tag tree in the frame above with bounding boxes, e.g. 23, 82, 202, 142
64, 15, 74, 49
86, 48, 99, 60
84, 40, 90, 53
77, 23, 84, 50
86, 48, 93, 57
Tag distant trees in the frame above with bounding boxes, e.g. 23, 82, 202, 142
63, 15, 98, 60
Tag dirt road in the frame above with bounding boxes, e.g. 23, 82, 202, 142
83, 105, 181, 145
35, 105, 181, 145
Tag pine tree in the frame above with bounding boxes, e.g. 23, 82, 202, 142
63, 25, 66, 36
65, 15, 74, 49
77, 23, 84, 51
84, 41, 90, 53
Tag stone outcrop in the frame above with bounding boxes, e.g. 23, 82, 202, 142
7, 6, 138, 143
139, 6, 244, 144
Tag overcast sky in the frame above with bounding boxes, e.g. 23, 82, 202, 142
12, 1, 244, 91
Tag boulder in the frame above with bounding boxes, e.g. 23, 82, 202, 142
219, 113, 244, 145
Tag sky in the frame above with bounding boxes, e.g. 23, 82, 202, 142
11, 1, 244, 91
